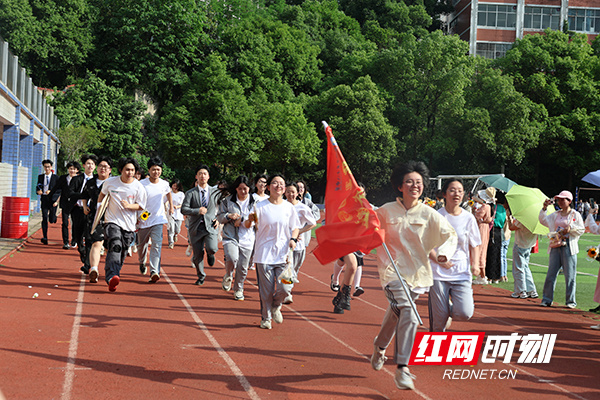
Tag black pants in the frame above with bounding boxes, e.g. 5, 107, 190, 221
104, 223, 135, 283
41, 197, 57, 240
61, 207, 73, 245
71, 207, 88, 267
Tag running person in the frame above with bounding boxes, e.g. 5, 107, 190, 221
168, 179, 185, 249
245, 174, 300, 329
97, 158, 147, 292
428, 178, 482, 332
370, 161, 457, 390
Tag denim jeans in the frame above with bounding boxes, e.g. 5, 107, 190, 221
512, 245, 536, 294
543, 242, 577, 306
104, 223, 135, 283
501, 238, 510, 277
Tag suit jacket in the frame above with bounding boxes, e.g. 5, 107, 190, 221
81, 175, 106, 222
37, 173, 59, 205
68, 174, 93, 209
182, 185, 219, 235
48, 174, 74, 210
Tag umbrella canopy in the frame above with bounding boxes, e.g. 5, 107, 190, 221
582, 170, 600, 188
506, 185, 552, 235
480, 174, 517, 193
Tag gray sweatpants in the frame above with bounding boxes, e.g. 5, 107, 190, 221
223, 242, 253, 292
427, 280, 474, 332
373, 280, 420, 365
256, 263, 292, 321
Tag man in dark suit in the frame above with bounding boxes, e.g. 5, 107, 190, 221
181, 165, 219, 285
37, 159, 59, 244
68, 154, 97, 273
49, 161, 80, 249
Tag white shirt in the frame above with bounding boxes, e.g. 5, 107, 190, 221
236, 196, 255, 249
293, 202, 317, 252
77, 174, 93, 207
253, 193, 268, 203
138, 178, 170, 229
171, 191, 185, 221
253, 200, 300, 264
101, 176, 147, 232
431, 208, 481, 281
198, 185, 210, 207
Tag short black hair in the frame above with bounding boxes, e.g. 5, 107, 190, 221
117, 157, 140, 173
97, 156, 114, 168
195, 165, 210, 174
66, 161, 79, 170
390, 161, 429, 197
147, 156, 163, 169
170, 179, 183, 192
42, 159, 53, 166
81, 154, 98, 165
441, 178, 464, 195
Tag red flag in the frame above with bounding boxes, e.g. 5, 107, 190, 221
313, 122, 385, 265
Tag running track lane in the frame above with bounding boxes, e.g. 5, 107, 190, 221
0, 221, 599, 399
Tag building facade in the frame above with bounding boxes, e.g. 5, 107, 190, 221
0, 36, 60, 218
450, 0, 600, 58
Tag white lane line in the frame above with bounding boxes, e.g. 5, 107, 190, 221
298, 264, 590, 400
162, 270, 260, 400
60, 273, 86, 400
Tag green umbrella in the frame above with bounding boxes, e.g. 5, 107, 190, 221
480, 174, 517, 193
506, 185, 552, 235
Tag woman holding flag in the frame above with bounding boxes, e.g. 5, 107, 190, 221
370, 161, 457, 390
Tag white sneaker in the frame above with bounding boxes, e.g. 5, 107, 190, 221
283, 295, 293, 304
566, 303, 577, 309
444, 316, 453, 331
234, 290, 244, 301
260, 319, 272, 329
132, 244, 138, 253
89, 268, 99, 283
100, 247, 105, 256
473, 276, 488, 285
371, 341, 387, 371
528, 291, 539, 299
127, 247, 132, 257
272, 305, 283, 324
222, 276, 233, 291
186, 245, 192, 257
394, 367, 416, 390
591, 324, 600, 330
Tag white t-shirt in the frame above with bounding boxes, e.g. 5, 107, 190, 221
253, 200, 300, 265
431, 208, 481, 281
236, 197, 255, 249
138, 178, 171, 229
253, 193, 269, 203
101, 176, 147, 232
171, 191, 185, 221
293, 202, 317, 252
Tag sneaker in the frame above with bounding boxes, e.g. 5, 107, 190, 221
283, 295, 293, 304
168, 243, 174, 249
62, 243, 70, 250
127, 247, 132, 257
510, 292, 521, 298
591, 324, 600, 330
139, 264, 147, 275
80, 265, 89, 275
108, 275, 120, 292
519, 292, 528, 299
71, 242, 77, 248
371, 341, 387, 371
234, 290, 244, 301
394, 367, 416, 390
100, 247, 105, 256
340, 285, 351, 310
353, 286, 365, 297
330, 274, 340, 292
528, 291, 539, 299
221, 276, 233, 291
540, 302, 551, 307
566, 303, 577, 309
589, 305, 600, 313
149, 273, 160, 283
260, 319, 272, 329
207, 254, 215, 267
186, 245, 192, 257
473, 276, 488, 285
174, 236, 178, 243
194, 278, 205, 286
89, 268, 99, 283
132, 244, 138, 253
272, 305, 283, 324
332, 292, 344, 314
249, 264, 256, 270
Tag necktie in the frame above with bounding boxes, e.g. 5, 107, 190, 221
201, 189, 208, 208
44, 175, 49, 192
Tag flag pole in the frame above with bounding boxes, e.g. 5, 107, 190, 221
381, 242, 424, 326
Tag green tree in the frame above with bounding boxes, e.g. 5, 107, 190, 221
307, 75, 396, 189
56, 124, 105, 165
50, 74, 146, 159
89, 0, 208, 104
0, 0, 93, 87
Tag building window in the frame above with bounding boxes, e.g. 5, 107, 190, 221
478, 4, 517, 28
476, 42, 513, 59
568, 8, 600, 33
524, 7, 561, 30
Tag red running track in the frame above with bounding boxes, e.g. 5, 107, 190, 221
0, 221, 599, 399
